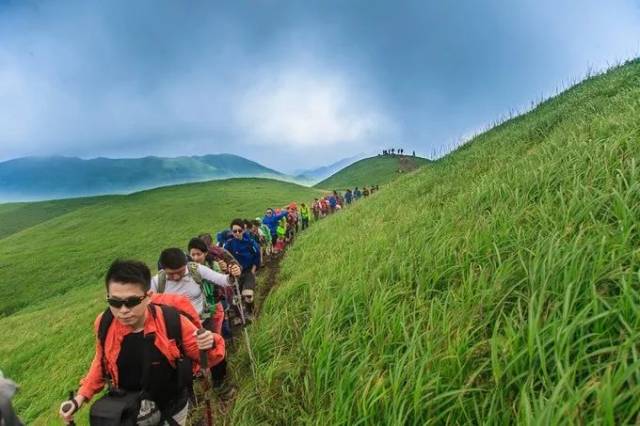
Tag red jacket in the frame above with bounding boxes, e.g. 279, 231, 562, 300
78, 304, 225, 400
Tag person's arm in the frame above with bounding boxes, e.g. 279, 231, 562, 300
197, 263, 232, 288
60, 314, 105, 422
180, 315, 226, 367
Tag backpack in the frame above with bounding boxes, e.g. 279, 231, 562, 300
91, 304, 193, 426
156, 262, 202, 294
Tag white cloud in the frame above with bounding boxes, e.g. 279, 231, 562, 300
234, 67, 395, 147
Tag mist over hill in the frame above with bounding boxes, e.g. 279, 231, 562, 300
0, 154, 287, 201
294, 153, 366, 183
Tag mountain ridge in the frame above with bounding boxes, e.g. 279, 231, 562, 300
0, 153, 287, 201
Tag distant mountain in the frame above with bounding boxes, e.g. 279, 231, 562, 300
294, 153, 366, 183
0, 154, 286, 201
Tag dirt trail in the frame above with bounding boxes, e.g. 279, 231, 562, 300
398, 155, 421, 173
188, 247, 287, 425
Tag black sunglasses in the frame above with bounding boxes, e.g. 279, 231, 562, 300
106, 295, 147, 309
232, 228, 243, 234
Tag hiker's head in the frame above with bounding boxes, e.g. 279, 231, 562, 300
230, 218, 245, 240
265, 208, 274, 217
244, 219, 252, 229
105, 260, 152, 327
188, 237, 208, 265
251, 220, 261, 230
159, 248, 188, 281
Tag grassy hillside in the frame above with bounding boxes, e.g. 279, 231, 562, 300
229, 59, 640, 424
0, 178, 320, 424
315, 155, 430, 190
0, 196, 116, 240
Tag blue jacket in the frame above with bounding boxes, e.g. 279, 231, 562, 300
262, 211, 288, 236
329, 196, 337, 207
224, 234, 261, 272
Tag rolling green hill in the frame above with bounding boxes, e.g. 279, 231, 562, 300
229, 60, 640, 424
0, 196, 117, 240
0, 178, 320, 424
0, 153, 286, 201
314, 155, 431, 190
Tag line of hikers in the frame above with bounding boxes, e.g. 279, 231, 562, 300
56, 189, 370, 425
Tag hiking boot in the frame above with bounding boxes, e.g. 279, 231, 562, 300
213, 382, 237, 401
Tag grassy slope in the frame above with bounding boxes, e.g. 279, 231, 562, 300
230, 60, 640, 424
314, 155, 431, 190
0, 178, 321, 424
0, 196, 116, 240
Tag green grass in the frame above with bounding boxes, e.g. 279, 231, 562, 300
314, 155, 431, 190
0, 178, 321, 424
0, 196, 115, 240
228, 59, 640, 424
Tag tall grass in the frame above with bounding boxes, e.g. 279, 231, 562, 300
229, 59, 640, 424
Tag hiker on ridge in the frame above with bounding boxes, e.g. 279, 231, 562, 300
345, 189, 353, 205
223, 218, 261, 322
59, 259, 226, 425
187, 237, 229, 338
300, 202, 310, 229
262, 207, 288, 244
353, 187, 362, 200
152, 247, 240, 318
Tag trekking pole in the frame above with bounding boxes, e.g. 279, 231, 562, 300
197, 329, 214, 426
61, 391, 77, 426
232, 278, 257, 382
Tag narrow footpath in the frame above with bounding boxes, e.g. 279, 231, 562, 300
188, 247, 287, 425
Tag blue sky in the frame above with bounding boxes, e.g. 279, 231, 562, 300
1, 0, 639, 172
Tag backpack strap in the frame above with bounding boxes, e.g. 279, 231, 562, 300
97, 309, 115, 389
159, 304, 183, 353
187, 262, 202, 286
157, 270, 167, 294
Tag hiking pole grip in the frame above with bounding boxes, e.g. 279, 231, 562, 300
197, 328, 209, 370
62, 391, 77, 425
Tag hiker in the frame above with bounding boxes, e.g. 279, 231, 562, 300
262, 207, 288, 244
187, 238, 229, 339
286, 206, 298, 241
59, 260, 227, 425
152, 248, 240, 319
353, 187, 362, 200
345, 189, 353, 205
363, 186, 370, 197
256, 217, 272, 258
323, 197, 331, 215
311, 198, 320, 220
223, 219, 261, 322
300, 203, 310, 230
0, 371, 23, 426
328, 194, 337, 213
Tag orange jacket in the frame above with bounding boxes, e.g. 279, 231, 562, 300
78, 304, 225, 400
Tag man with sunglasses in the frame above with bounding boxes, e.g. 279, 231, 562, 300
59, 260, 225, 425
223, 218, 261, 322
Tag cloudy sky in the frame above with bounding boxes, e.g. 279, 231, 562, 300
1, 0, 639, 172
